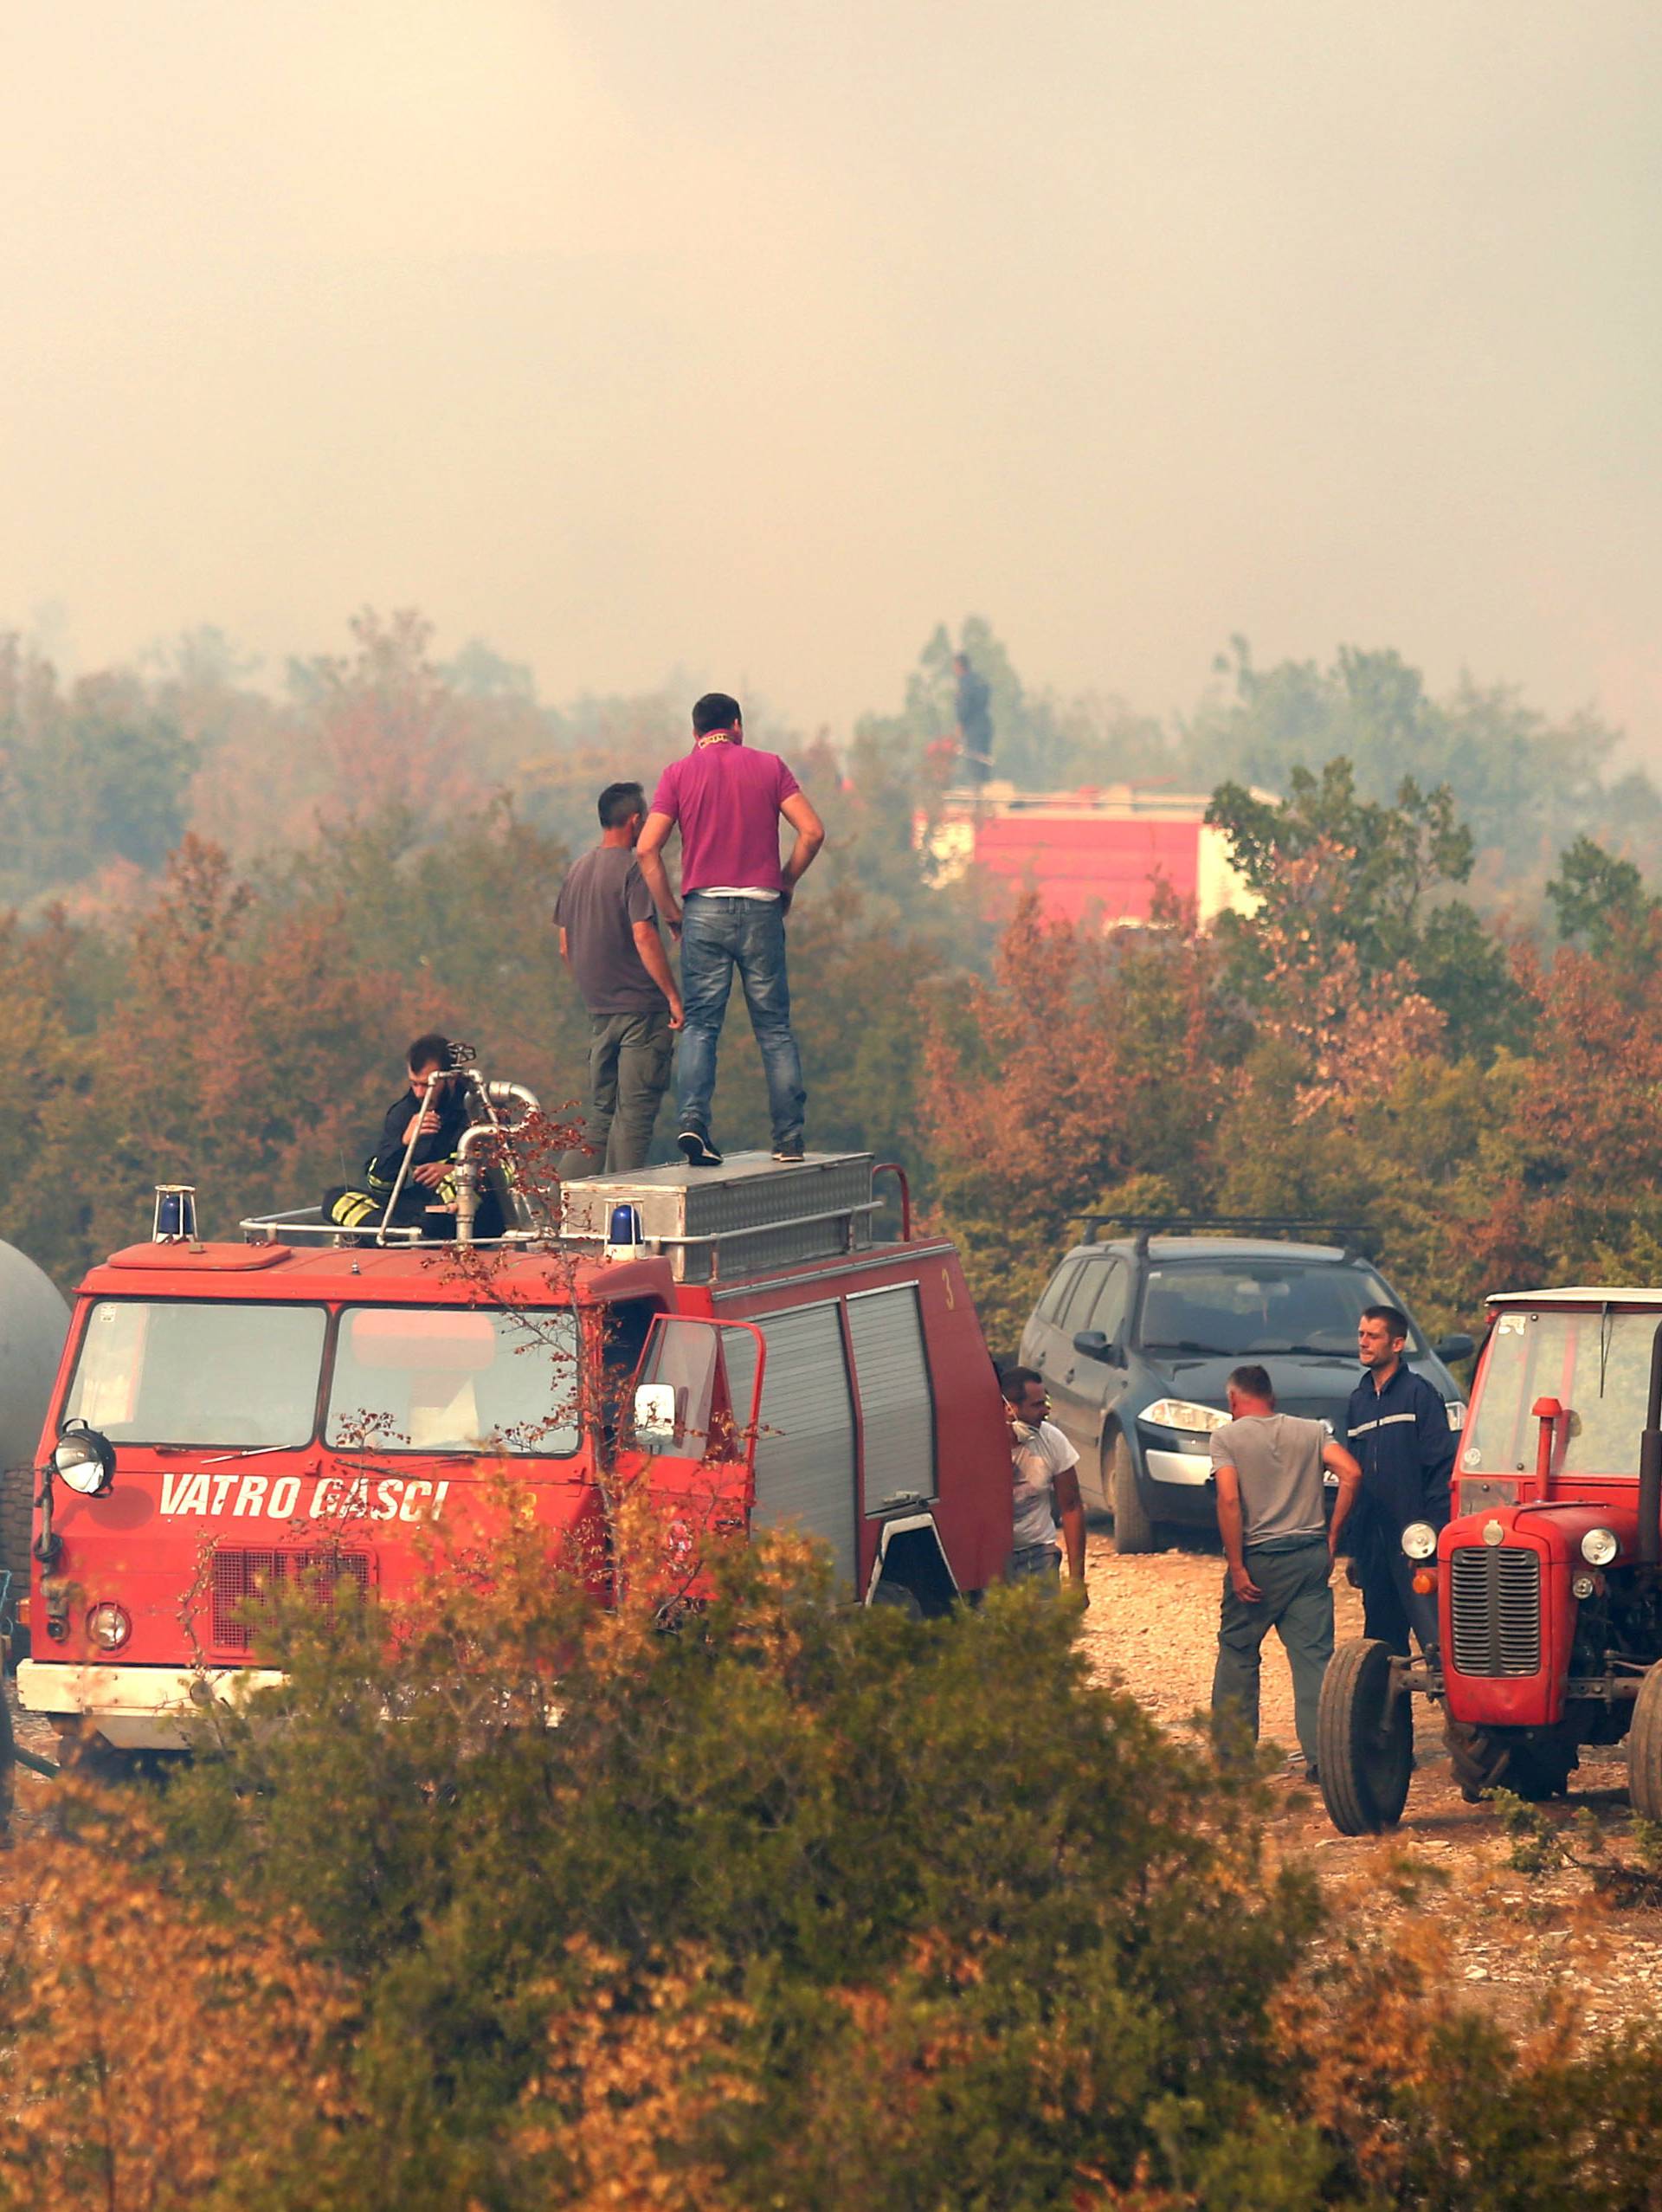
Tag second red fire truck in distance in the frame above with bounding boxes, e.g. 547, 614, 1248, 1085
14, 1076, 1015, 1763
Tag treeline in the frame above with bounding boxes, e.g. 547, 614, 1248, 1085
3, 606, 1661, 1325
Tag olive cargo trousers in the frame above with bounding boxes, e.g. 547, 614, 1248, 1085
559, 1009, 673, 1179
1211, 1534, 1335, 1770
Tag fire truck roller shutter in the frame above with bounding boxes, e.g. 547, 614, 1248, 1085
847, 1286, 936, 1512
721, 1307, 858, 1591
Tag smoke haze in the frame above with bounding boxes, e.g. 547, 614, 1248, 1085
1, 1, 1658, 744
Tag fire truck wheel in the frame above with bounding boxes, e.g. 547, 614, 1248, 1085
1317, 1638, 1413, 1835
1107, 1435, 1156, 1555
1445, 1720, 1575, 1804
0, 1465, 33, 1666
0, 1684, 12, 1844
1628, 1662, 1662, 1822
869, 1579, 924, 1621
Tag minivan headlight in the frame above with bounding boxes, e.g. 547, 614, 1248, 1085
1581, 1527, 1619, 1567
1139, 1399, 1229, 1435
1401, 1521, 1438, 1561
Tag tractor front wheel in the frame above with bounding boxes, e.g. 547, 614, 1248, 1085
1317, 1637, 1414, 1835
1446, 1719, 1575, 1803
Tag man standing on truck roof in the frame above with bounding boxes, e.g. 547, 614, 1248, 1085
1210, 1364, 1362, 1778
635, 693, 824, 1169
1343, 1305, 1458, 1656
999, 1367, 1088, 1603
554, 780, 685, 1178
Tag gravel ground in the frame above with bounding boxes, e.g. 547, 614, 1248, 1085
6, 1535, 1661, 2036
1078, 1525, 1662, 2035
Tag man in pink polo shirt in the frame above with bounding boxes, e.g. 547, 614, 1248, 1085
636, 692, 825, 1166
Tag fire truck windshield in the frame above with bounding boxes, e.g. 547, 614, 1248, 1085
65, 1299, 327, 1448
325, 1306, 581, 1456
1466, 1309, 1656, 1480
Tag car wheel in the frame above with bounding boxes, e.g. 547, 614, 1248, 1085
1107, 1433, 1156, 1555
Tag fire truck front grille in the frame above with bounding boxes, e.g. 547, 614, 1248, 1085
211, 1548, 371, 1655
1448, 1545, 1541, 1677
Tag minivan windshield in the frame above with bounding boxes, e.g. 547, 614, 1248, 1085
1465, 1308, 1653, 1480
65, 1300, 327, 1448
1137, 1261, 1416, 1361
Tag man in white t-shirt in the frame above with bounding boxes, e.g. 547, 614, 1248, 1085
999, 1367, 1088, 1603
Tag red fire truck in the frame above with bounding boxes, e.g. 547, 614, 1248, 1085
1319, 1286, 1662, 1833
13, 1115, 1013, 1765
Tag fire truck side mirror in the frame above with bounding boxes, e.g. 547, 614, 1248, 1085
633, 1383, 681, 1450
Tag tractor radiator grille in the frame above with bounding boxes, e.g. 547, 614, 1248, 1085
1448, 1545, 1541, 1677
211, 1548, 371, 1655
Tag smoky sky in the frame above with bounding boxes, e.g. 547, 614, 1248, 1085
1, 0, 1658, 749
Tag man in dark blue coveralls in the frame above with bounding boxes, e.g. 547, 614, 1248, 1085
1343, 1304, 1458, 1655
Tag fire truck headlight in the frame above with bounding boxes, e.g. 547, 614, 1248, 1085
53, 1425, 116, 1499
1401, 1521, 1438, 1561
1581, 1527, 1619, 1568
87, 1601, 131, 1652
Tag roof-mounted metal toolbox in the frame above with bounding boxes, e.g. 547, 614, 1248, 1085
560, 1151, 878, 1283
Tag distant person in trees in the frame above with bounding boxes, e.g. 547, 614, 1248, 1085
554, 780, 684, 1178
953, 651, 993, 787
999, 1367, 1088, 1602
636, 693, 824, 1168
1210, 1364, 1362, 1779
325, 1034, 499, 1239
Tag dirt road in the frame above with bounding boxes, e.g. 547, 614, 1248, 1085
1077, 1527, 1662, 2035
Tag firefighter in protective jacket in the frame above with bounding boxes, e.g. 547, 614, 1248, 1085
325, 1033, 477, 1237
1343, 1303, 1458, 1656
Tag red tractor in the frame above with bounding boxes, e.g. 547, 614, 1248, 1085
12, 1097, 1013, 1772
1319, 1287, 1662, 1832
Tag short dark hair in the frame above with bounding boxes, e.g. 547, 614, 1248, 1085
406, 1032, 452, 1074
999, 1365, 1043, 1405
1227, 1364, 1275, 1406
597, 781, 645, 829
692, 692, 743, 736
1362, 1305, 1410, 1345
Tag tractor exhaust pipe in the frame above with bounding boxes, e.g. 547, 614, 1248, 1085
1639, 1320, 1662, 1567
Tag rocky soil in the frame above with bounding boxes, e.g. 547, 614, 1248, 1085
1079, 1526, 1662, 2035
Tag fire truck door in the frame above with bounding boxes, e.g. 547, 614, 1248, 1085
628, 1314, 763, 1478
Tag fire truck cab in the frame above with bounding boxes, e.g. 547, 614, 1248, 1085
1319, 1287, 1662, 1834
16, 1146, 1013, 1759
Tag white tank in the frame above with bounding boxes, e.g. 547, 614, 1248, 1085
0, 1243, 69, 1473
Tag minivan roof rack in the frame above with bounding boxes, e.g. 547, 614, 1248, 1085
1070, 1215, 1375, 1259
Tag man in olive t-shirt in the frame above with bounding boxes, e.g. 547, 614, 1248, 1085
554, 782, 684, 1177
1208, 1364, 1361, 1777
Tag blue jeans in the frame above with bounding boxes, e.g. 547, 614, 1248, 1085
676, 894, 806, 1147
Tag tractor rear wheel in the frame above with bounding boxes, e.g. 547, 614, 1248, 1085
1107, 1435, 1156, 1556
1629, 1661, 1662, 1821
1317, 1637, 1413, 1835
1446, 1719, 1575, 1803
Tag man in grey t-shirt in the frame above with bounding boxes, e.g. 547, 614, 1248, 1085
555, 781, 684, 1177
1209, 1364, 1361, 1777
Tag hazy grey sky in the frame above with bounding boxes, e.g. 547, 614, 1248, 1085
2, 1, 1658, 747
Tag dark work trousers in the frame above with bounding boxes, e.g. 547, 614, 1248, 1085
1356, 1534, 1439, 1660
1212, 1535, 1335, 1770
559, 1009, 673, 1179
